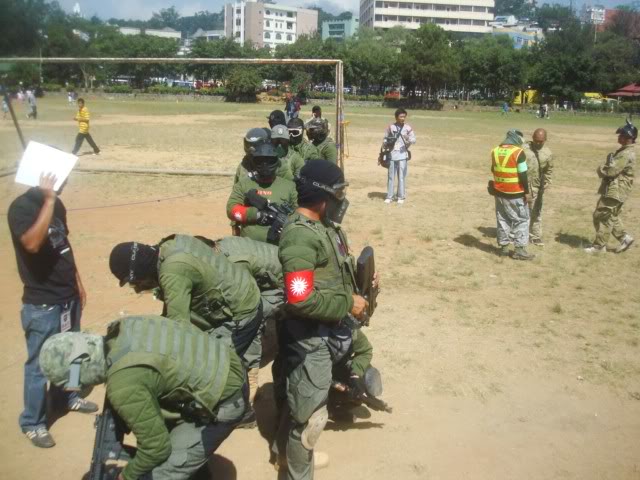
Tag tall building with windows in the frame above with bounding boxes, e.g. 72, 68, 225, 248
322, 18, 360, 41
359, 0, 495, 34
224, 0, 318, 49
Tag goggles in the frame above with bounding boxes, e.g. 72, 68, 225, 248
296, 175, 349, 200
289, 128, 303, 137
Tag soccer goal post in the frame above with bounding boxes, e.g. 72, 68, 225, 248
0, 57, 346, 172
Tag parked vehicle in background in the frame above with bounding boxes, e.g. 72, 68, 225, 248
384, 87, 401, 100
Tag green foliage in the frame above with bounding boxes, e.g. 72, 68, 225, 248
41, 82, 64, 91
400, 24, 460, 95
536, 4, 574, 31
103, 85, 134, 94
225, 67, 262, 102
495, 0, 535, 18
146, 85, 192, 95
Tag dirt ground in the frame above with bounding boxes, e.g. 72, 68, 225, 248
1, 97, 640, 480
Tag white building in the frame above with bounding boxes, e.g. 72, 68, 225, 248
360, 0, 495, 34
581, 4, 606, 25
191, 29, 226, 41
118, 27, 181, 40
224, 0, 318, 49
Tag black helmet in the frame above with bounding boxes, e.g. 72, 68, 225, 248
267, 110, 287, 128
251, 143, 280, 181
616, 120, 638, 141
244, 128, 271, 155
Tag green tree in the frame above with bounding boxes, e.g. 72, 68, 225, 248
400, 24, 460, 99
148, 6, 181, 30
494, 0, 535, 18
225, 66, 262, 101
536, 4, 575, 31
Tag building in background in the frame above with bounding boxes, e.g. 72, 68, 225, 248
322, 18, 359, 41
492, 25, 543, 49
580, 4, 606, 25
224, 0, 318, 49
191, 29, 226, 41
118, 26, 181, 40
360, 0, 495, 35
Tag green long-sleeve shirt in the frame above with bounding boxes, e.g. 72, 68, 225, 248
107, 356, 244, 480
350, 328, 373, 377
313, 137, 338, 164
226, 175, 298, 243
597, 144, 635, 202
278, 213, 354, 323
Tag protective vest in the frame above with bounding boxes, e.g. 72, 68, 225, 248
159, 235, 261, 326
492, 145, 524, 194
281, 215, 356, 363
216, 236, 282, 289
106, 316, 232, 419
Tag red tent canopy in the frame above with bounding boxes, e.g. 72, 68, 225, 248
609, 83, 640, 97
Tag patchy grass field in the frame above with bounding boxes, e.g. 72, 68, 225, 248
1, 97, 639, 479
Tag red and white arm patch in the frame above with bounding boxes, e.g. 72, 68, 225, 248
284, 270, 314, 304
230, 205, 248, 224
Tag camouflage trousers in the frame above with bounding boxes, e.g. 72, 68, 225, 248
527, 184, 545, 242
593, 197, 627, 247
272, 337, 332, 480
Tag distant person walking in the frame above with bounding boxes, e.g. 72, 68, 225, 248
284, 92, 300, 123
383, 108, 416, 204
585, 121, 636, 254
307, 105, 330, 134
71, 98, 100, 155
26, 90, 37, 119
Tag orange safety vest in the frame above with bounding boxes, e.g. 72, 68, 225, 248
491, 145, 524, 194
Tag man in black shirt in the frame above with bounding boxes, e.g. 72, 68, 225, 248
8, 173, 97, 449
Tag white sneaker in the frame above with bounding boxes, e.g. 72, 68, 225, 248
615, 235, 634, 253
584, 245, 607, 254
397, 198, 405, 204
384, 198, 392, 204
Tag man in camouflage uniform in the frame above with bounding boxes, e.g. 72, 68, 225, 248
108, 235, 263, 360
234, 127, 292, 184
585, 121, 636, 254
288, 118, 319, 174
39, 315, 246, 480
522, 128, 554, 246
271, 159, 368, 479
306, 118, 337, 164
227, 143, 298, 244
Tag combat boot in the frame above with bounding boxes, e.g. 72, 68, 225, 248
584, 245, 607, 254
273, 451, 330, 472
498, 245, 510, 257
615, 235, 634, 253
512, 247, 535, 260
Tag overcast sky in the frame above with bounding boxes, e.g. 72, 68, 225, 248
57, 0, 359, 20
57, 0, 633, 21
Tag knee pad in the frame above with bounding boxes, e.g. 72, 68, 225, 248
301, 406, 328, 450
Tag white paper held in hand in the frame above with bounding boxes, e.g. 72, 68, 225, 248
15, 141, 78, 191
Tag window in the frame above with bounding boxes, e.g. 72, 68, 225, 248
266, 20, 270, 27
375, 14, 382, 20
459, 19, 472, 25
473, 20, 486, 25
459, 5, 472, 11
235, 19, 241, 26
287, 34, 292, 41
266, 9, 271, 15
473, 7, 485, 12
376, 1, 382, 6
265, 32, 271, 39
287, 12, 293, 17
399, 15, 410, 21
276, 33, 282, 40
235, 31, 240, 37
287, 22, 293, 29
236, 8, 240, 14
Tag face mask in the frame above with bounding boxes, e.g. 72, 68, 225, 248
254, 157, 279, 180
274, 144, 287, 158
325, 197, 349, 224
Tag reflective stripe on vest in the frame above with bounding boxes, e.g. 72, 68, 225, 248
107, 316, 231, 418
492, 146, 524, 194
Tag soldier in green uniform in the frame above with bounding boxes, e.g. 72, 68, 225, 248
522, 128, 554, 246
306, 118, 337, 164
585, 121, 636, 254
234, 127, 292, 184
288, 118, 319, 175
271, 159, 368, 479
271, 124, 304, 182
108, 235, 263, 360
227, 143, 298, 244
38, 315, 246, 480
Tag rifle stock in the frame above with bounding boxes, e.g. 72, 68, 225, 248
356, 247, 378, 326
